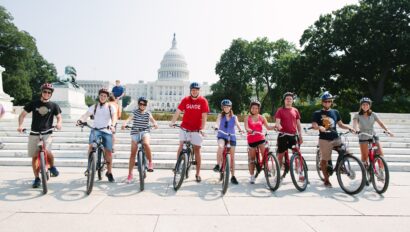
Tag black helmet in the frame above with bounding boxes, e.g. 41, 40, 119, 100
189, 82, 201, 90
138, 96, 148, 104
360, 97, 372, 105
221, 99, 232, 107
249, 100, 261, 108
321, 91, 334, 101
282, 92, 295, 101
98, 88, 110, 96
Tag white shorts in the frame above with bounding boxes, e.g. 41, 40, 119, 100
179, 129, 203, 146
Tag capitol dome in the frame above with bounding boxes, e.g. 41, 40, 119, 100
157, 34, 189, 81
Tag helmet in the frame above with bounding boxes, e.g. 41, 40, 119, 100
189, 82, 201, 90
41, 83, 54, 93
249, 100, 261, 108
282, 92, 295, 101
98, 88, 110, 96
221, 99, 232, 107
360, 97, 372, 105
321, 91, 334, 101
138, 96, 148, 104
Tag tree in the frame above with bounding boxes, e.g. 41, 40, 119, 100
298, 0, 410, 107
122, 96, 131, 108
85, 96, 95, 106
0, 6, 57, 105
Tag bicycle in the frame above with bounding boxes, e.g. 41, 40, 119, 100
276, 132, 309, 192
23, 127, 55, 194
172, 124, 197, 191
357, 131, 390, 194
125, 125, 154, 191
250, 131, 281, 191
77, 121, 108, 195
307, 127, 366, 195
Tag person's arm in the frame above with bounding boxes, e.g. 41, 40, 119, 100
0, 104, 4, 119
235, 116, 243, 132
55, 114, 62, 130
337, 120, 355, 132
214, 114, 222, 129
121, 114, 133, 129
201, 112, 207, 132
244, 115, 250, 133
275, 118, 282, 131
149, 114, 159, 129
78, 111, 92, 124
296, 119, 303, 144
376, 118, 394, 136
352, 118, 359, 132
263, 116, 275, 130
170, 109, 182, 126
110, 106, 117, 132
17, 111, 28, 132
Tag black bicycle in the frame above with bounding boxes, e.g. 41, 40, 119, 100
307, 128, 366, 195
125, 125, 153, 191
172, 124, 197, 191
77, 121, 108, 195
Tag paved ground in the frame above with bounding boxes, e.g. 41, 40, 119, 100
0, 166, 409, 232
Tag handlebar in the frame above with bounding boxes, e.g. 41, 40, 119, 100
77, 121, 108, 131
171, 124, 200, 133
22, 127, 55, 135
124, 125, 154, 131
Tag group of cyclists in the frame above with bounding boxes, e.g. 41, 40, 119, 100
17, 81, 394, 190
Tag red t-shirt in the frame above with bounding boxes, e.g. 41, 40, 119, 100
274, 107, 301, 134
178, 96, 209, 130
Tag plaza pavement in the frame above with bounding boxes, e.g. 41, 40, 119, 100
0, 166, 409, 232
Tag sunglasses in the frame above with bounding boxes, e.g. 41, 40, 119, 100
42, 90, 52, 94
138, 102, 147, 106
224, 121, 228, 128
323, 100, 332, 103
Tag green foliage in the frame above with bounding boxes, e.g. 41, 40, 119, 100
0, 6, 57, 105
120, 111, 129, 120
295, 105, 352, 124
85, 96, 95, 107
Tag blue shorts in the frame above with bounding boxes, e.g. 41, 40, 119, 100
131, 131, 150, 143
217, 137, 237, 146
89, 130, 113, 152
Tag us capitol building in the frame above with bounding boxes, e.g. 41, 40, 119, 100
78, 34, 211, 112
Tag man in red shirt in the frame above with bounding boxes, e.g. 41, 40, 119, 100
274, 92, 303, 179
170, 82, 209, 182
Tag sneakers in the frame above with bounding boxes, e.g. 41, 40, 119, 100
249, 175, 255, 184
126, 174, 133, 184
49, 166, 59, 177
231, 176, 239, 185
324, 180, 332, 188
213, 164, 220, 172
32, 177, 41, 188
377, 169, 385, 182
147, 162, 154, 172
195, 175, 202, 183
106, 172, 115, 182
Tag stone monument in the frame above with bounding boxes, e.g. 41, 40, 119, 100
51, 66, 88, 119
0, 66, 15, 119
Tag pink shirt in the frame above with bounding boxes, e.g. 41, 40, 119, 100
247, 115, 265, 143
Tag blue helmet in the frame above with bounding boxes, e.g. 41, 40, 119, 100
221, 99, 232, 107
321, 91, 334, 101
190, 82, 201, 90
360, 97, 372, 105
138, 96, 148, 103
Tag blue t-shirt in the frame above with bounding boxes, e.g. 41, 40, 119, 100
312, 109, 341, 140
112, 86, 125, 98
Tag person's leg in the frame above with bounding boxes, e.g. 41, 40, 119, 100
359, 143, 369, 163
128, 140, 138, 177
142, 134, 152, 163
28, 135, 40, 178
230, 146, 236, 176
193, 145, 201, 176
319, 139, 332, 186
214, 139, 225, 171
248, 147, 256, 175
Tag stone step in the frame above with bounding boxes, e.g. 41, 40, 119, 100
1, 157, 409, 172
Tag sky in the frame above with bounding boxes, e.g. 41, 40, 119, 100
1, 0, 359, 85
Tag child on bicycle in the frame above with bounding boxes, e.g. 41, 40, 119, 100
121, 97, 158, 184
244, 100, 275, 184
213, 99, 244, 185
352, 97, 394, 167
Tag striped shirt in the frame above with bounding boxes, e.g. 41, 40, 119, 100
131, 109, 151, 135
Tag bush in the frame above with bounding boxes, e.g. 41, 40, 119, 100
295, 105, 352, 124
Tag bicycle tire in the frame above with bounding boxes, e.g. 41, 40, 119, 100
137, 150, 145, 191
173, 152, 188, 191
264, 152, 280, 191
336, 154, 365, 195
221, 153, 230, 195
371, 155, 389, 194
316, 148, 325, 181
290, 153, 308, 192
86, 152, 96, 195
97, 148, 104, 180
39, 151, 48, 194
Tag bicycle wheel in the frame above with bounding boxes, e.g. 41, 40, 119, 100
39, 152, 48, 194
97, 148, 105, 180
264, 152, 280, 191
336, 154, 365, 195
86, 152, 96, 195
316, 148, 325, 181
137, 150, 145, 191
290, 153, 309, 192
221, 153, 230, 195
371, 155, 389, 194
173, 152, 188, 191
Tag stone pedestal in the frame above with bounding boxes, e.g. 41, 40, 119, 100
51, 82, 88, 119
0, 66, 15, 119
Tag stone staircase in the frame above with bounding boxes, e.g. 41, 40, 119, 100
0, 113, 409, 171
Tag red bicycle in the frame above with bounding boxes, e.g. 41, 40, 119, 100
276, 132, 309, 191
251, 131, 281, 191
358, 131, 390, 194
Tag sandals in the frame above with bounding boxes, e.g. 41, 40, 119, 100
195, 175, 202, 183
